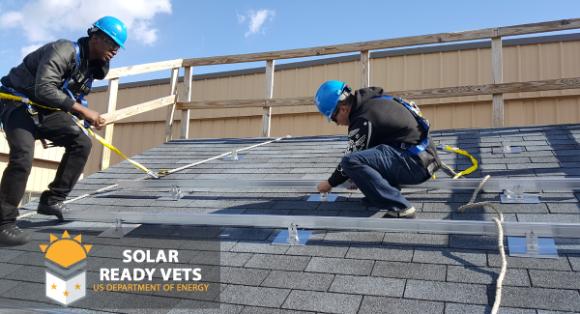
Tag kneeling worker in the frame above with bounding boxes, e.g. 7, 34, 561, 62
314, 80, 441, 218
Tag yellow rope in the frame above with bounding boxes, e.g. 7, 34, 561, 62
438, 144, 479, 179
1, 92, 158, 179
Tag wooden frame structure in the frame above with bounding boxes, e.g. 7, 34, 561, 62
96, 18, 580, 171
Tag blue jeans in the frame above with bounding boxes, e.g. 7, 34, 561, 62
341, 144, 430, 211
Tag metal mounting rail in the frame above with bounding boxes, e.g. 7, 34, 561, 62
61, 211, 580, 238
115, 177, 580, 192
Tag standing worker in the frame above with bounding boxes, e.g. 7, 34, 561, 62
314, 80, 441, 218
0, 16, 127, 246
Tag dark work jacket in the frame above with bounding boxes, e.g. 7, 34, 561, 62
1, 37, 108, 112
327, 87, 438, 187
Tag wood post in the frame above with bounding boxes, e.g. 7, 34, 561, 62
361, 50, 370, 88
164, 67, 180, 142
180, 66, 193, 139
491, 34, 504, 127
261, 60, 275, 137
100, 78, 118, 170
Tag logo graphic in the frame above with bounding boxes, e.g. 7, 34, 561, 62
39, 231, 92, 305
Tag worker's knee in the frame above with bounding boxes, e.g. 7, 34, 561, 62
74, 134, 93, 157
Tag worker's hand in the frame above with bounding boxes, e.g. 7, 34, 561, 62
317, 180, 333, 193
72, 103, 105, 130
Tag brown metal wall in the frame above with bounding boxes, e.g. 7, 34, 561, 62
4, 35, 580, 187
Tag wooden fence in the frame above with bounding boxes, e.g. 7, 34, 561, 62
97, 18, 580, 171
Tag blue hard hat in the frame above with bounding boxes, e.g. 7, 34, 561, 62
314, 80, 349, 121
93, 16, 127, 49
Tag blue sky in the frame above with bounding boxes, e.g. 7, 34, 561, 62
1, 0, 579, 84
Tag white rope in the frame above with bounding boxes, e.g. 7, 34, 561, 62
458, 175, 506, 314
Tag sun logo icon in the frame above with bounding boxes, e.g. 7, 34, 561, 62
39, 231, 92, 305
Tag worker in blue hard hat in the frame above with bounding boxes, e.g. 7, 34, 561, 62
314, 80, 441, 218
0, 16, 127, 246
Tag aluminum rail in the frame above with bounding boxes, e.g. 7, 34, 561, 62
61, 211, 580, 238
115, 177, 580, 192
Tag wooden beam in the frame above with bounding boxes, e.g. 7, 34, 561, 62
180, 66, 193, 139
491, 36, 504, 127
100, 78, 118, 170
361, 50, 370, 88
105, 59, 183, 79
183, 18, 580, 66
101, 95, 177, 125
165, 67, 180, 142
176, 77, 580, 110
261, 60, 275, 137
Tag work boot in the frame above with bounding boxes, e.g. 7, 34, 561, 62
0, 223, 31, 246
383, 206, 416, 219
37, 201, 66, 222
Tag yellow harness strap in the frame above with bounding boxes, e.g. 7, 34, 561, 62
0, 92, 158, 179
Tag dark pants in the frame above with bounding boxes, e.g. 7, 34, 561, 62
341, 144, 430, 211
0, 105, 92, 223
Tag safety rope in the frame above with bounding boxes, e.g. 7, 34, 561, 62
0, 92, 158, 179
458, 175, 506, 314
437, 144, 479, 179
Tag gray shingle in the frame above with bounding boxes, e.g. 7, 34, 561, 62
569, 256, 580, 271
189, 251, 253, 267
412, 249, 487, 266
0, 263, 25, 279
488, 254, 571, 271
0, 279, 20, 297
169, 300, 243, 314
245, 254, 311, 271
239, 306, 314, 314
285, 244, 348, 258
372, 261, 446, 281
231, 242, 290, 254
444, 303, 536, 314
404, 280, 488, 304
546, 203, 579, 213
282, 290, 362, 314
220, 285, 290, 308
345, 246, 413, 262
328, 275, 405, 297
261, 270, 334, 291
529, 269, 580, 289
446, 265, 530, 286
501, 286, 580, 311
305, 257, 374, 275
359, 296, 444, 314
220, 267, 270, 286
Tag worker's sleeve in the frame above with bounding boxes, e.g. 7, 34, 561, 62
327, 118, 372, 187
34, 42, 76, 111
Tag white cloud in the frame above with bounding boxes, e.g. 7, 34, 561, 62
237, 9, 275, 38
20, 44, 43, 58
0, 0, 171, 49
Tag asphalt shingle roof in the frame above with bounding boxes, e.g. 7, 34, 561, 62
1, 123, 579, 313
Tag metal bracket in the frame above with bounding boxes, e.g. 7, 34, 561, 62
223, 149, 242, 161
500, 188, 540, 204
503, 145, 522, 154
272, 223, 311, 245
307, 192, 338, 202
98, 218, 141, 238
158, 184, 183, 201
507, 231, 558, 259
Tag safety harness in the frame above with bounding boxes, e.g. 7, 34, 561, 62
0, 41, 159, 179
378, 95, 478, 178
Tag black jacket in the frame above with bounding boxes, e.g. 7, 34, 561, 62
1, 37, 108, 112
327, 87, 438, 187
